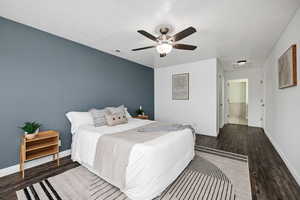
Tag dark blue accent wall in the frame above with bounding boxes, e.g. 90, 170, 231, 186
0, 17, 154, 169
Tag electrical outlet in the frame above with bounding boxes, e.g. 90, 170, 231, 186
59, 140, 62, 147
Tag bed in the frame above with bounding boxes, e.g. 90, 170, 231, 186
70, 117, 195, 200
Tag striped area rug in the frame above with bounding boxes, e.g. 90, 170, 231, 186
16, 146, 252, 200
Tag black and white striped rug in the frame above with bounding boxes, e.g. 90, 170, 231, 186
16, 146, 252, 200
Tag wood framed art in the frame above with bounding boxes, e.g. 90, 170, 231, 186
278, 44, 297, 89
172, 73, 189, 100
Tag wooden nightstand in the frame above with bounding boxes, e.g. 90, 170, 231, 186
19, 130, 60, 178
134, 115, 149, 120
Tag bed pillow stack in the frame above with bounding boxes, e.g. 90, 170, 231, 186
66, 105, 131, 131
89, 105, 129, 127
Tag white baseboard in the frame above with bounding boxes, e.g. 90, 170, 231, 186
0, 149, 71, 178
265, 131, 300, 186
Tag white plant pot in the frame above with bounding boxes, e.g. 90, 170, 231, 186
25, 133, 36, 140
24, 129, 39, 140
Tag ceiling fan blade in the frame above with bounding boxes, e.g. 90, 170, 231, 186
173, 44, 197, 50
137, 30, 157, 41
160, 53, 166, 57
132, 46, 155, 51
172, 27, 196, 42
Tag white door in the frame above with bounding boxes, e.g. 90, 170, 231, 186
260, 80, 265, 128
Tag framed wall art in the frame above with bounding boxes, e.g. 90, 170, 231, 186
278, 44, 297, 89
172, 73, 189, 100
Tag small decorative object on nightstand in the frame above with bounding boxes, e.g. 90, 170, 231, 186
19, 130, 60, 178
134, 115, 149, 120
134, 105, 148, 119
136, 105, 145, 116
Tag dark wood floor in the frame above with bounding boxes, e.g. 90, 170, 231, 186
0, 157, 79, 200
197, 124, 300, 200
1, 124, 299, 200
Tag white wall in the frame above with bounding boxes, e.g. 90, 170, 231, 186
224, 67, 264, 127
155, 58, 218, 136
263, 8, 300, 185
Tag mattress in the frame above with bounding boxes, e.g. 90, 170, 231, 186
71, 118, 195, 200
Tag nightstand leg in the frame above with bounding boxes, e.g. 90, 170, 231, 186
19, 151, 22, 173
57, 153, 60, 166
20, 162, 24, 178
19, 148, 24, 178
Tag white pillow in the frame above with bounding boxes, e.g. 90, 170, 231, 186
124, 107, 132, 118
66, 112, 93, 134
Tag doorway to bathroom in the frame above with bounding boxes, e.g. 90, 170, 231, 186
227, 79, 248, 125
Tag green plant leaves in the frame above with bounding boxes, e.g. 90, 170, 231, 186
19, 121, 41, 134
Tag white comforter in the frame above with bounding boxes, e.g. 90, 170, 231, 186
71, 118, 195, 200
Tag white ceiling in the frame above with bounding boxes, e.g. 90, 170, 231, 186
0, 0, 299, 69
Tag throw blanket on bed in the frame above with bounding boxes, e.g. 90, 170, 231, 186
93, 122, 195, 190
138, 123, 196, 134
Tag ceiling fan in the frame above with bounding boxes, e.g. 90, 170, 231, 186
132, 26, 197, 57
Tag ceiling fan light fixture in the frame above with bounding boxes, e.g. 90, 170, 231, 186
156, 41, 173, 54
133, 26, 197, 56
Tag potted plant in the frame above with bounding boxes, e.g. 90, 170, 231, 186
19, 121, 41, 139
136, 106, 145, 116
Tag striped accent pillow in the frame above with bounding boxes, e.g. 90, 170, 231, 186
89, 108, 107, 127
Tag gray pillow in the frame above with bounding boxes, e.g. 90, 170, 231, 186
105, 105, 126, 115
105, 112, 128, 126
89, 108, 107, 127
